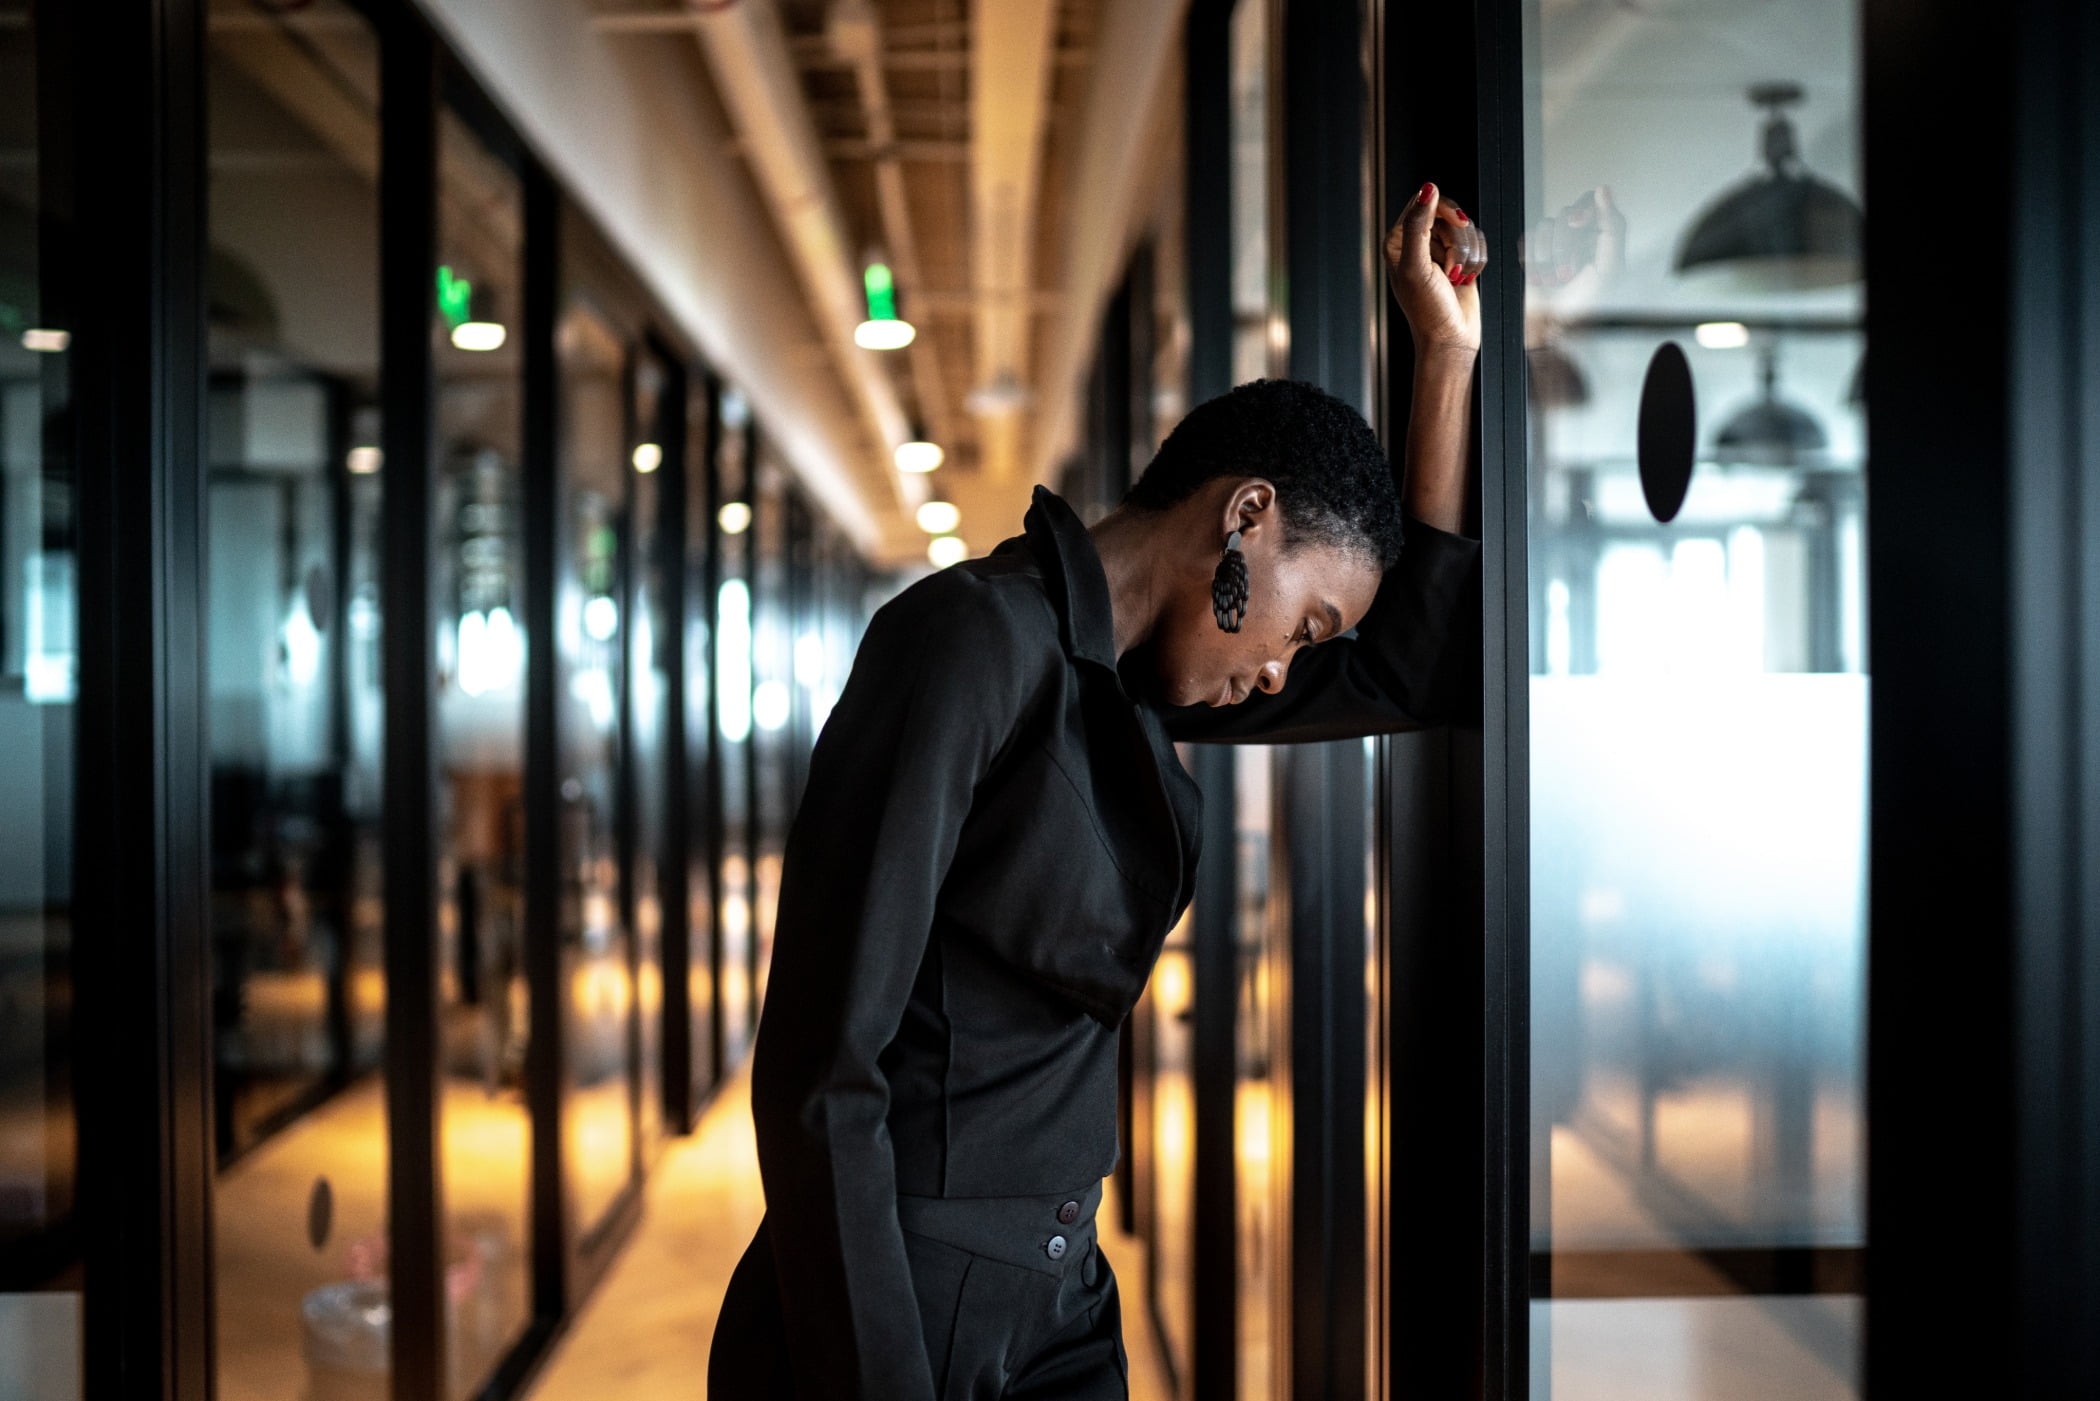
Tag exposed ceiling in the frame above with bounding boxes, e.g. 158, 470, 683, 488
590, 0, 1154, 567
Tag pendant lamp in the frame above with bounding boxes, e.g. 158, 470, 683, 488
1676, 83, 1863, 290
1714, 345, 1827, 467
1526, 343, 1591, 410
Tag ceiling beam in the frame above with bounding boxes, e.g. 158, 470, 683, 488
969, 0, 1060, 482
828, 0, 957, 454
1032, 0, 1188, 487
685, 0, 926, 516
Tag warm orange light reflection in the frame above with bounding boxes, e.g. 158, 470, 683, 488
635, 957, 662, 1022
1153, 948, 1191, 1019
570, 956, 633, 1023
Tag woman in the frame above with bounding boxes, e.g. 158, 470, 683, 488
708, 184, 1483, 1400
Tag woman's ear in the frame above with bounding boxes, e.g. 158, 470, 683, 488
1220, 479, 1277, 545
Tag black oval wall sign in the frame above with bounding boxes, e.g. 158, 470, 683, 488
308, 1175, 334, 1252
1637, 341, 1698, 523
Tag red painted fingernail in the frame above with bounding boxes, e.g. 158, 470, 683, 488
1454, 206, 1469, 224
1418, 182, 1434, 205
1448, 266, 1462, 284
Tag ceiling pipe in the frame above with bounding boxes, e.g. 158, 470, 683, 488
1031, 0, 1187, 485
417, 0, 897, 556
970, 0, 1059, 482
827, 0, 958, 457
686, 0, 927, 513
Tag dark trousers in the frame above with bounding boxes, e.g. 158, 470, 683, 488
708, 1182, 1129, 1400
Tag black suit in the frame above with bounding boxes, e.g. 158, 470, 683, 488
708, 486, 1479, 1399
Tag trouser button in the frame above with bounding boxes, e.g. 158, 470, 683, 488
1057, 1200, 1081, 1225
1045, 1234, 1068, 1261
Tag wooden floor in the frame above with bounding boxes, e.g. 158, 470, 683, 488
523, 1067, 1173, 1400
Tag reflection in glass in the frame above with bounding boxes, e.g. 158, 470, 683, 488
201, 6, 388, 1397
714, 406, 756, 1063
1362, 739, 1387, 1401
1229, 0, 1272, 389
435, 107, 531, 1399
0, 2, 81, 1393
683, 380, 717, 1097
1522, 1, 1866, 1395
632, 351, 675, 1159
1234, 745, 1285, 1401
1225, 6, 1290, 1397
1150, 902, 1196, 1384
749, 456, 791, 1014
557, 288, 636, 1242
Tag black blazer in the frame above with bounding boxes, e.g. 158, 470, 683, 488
745, 485, 1480, 1399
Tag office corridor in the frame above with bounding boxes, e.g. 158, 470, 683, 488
523, 1072, 1171, 1401
9, 0, 2100, 1398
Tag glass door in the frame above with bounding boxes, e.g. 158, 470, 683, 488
201, 6, 389, 1397
712, 398, 756, 1064
630, 346, 676, 1159
1519, 2, 1867, 1396
433, 102, 533, 1400
0, 1, 80, 1392
554, 274, 638, 1251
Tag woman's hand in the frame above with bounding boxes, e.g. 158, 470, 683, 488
1384, 181, 1483, 360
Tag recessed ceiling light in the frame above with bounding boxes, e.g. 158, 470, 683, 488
855, 317, 916, 350
451, 321, 506, 352
895, 439, 944, 473
916, 501, 961, 534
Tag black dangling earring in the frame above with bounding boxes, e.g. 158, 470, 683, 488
1211, 529, 1249, 632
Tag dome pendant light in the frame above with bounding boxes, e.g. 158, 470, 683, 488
1676, 83, 1863, 290
1714, 345, 1828, 468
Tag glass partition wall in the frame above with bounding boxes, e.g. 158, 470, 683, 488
202, 6, 390, 1397
683, 376, 720, 1112
712, 398, 757, 1065
432, 102, 532, 1401
553, 253, 637, 1259
1519, 1, 1867, 1396
629, 344, 677, 1161
0, 6, 866, 1396
0, 1, 78, 1395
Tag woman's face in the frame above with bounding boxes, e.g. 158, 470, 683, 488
1145, 487, 1384, 710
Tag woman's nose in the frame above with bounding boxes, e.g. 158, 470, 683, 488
1256, 658, 1287, 694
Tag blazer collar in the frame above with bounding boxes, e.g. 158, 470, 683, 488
1022, 485, 1120, 672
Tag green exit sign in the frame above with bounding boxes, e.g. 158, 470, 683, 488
437, 266, 472, 329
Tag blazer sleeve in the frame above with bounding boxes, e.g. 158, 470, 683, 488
747, 570, 1035, 1401
1160, 513, 1482, 745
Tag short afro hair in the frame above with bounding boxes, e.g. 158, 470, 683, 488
1124, 378, 1405, 570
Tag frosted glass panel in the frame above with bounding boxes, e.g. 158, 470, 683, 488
1521, 0, 1868, 1394
1531, 675, 1864, 1253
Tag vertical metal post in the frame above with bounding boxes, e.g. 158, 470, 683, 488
1376, 0, 1527, 1393
1279, 0, 1376, 1394
378, 11, 444, 1396
1183, 3, 1241, 1395
1472, 0, 1532, 1391
1863, 0, 2100, 1394
700, 376, 728, 1085
740, 421, 762, 1028
69, 0, 215, 1393
657, 347, 694, 1133
521, 157, 567, 1321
